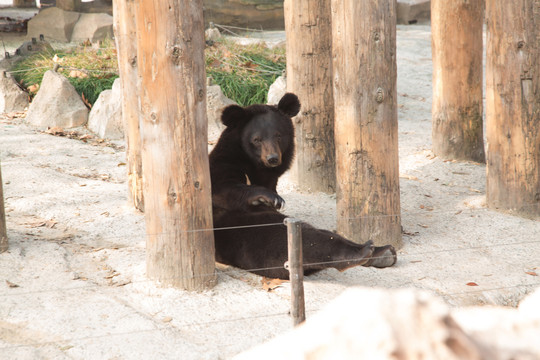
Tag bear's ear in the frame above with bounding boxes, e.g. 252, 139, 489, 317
221, 104, 247, 128
277, 93, 301, 117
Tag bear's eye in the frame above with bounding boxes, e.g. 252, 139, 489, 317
275, 133, 282, 140
252, 137, 262, 144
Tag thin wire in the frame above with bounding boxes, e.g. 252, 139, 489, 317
214, 23, 267, 33
2, 238, 539, 299
207, 53, 282, 75
0, 310, 291, 351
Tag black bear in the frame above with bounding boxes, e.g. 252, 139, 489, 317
210, 93, 397, 280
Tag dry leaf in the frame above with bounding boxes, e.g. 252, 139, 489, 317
81, 93, 92, 109
6, 280, 19, 288
469, 188, 482, 193
27, 83, 39, 93
466, 282, 479, 286
162, 317, 173, 323
525, 271, 538, 276
69, 70, 88, 79
399, 174, 419, 181
261, 277, 287, 292
46, 126, 65, 136
418, 224, 429, 228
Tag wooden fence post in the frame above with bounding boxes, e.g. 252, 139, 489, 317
485, 0, 540, 218
431, 0, 485, 163
330, 0, 402, 248
113, 0, 144, 212
284, 0, 336, 193
0, 161, 7, 253
285, 218, 306, 326
135, 0, 216, 290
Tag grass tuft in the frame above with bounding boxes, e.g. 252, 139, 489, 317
11, 37, 285, 107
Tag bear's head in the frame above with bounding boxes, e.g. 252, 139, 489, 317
221, 93, 300, 168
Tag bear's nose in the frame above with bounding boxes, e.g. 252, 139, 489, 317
266, 154, 280, 166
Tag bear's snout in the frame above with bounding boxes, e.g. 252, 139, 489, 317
266, 154, 281, 167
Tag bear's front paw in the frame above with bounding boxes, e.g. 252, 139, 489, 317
249, 194, 286, 210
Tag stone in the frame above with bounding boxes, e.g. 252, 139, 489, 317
56, 0, 83, 12
397, 0, 431, 25
0, 71, 29, 113
453, 288, 540, 359
235, 288, 492, 359
267, 75, 286, 105
206, 81, 236, 143
87, 78, 123, 139
71, 13, 114, 43
14, 38, 54, 58
26, 70, 88, 129
205, 27, 221, 41
26, 7, 81, 42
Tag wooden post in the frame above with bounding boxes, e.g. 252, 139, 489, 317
13, 0, 36, 7
113, 0, 144, 212
0, 161, 7, 253
284, 0, 336, 193
135, 0, 216, 290
285, 218, 305, 326
431, 0, 486, 163
330, 1, 402, 248
485, 0, 540, 218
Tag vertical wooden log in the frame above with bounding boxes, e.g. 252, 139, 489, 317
135, 0, 216, 290
0, 161, 7, 253
13, 0, 36, 8
485, 0, 540, 218
113, 0, 144, 212
431, 0, 486, 163
284, 0, 336, 193
331, 1, 402, 248
285, 218, 305, 326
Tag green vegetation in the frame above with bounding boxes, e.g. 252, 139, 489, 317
11, 42, 118, 106
11, 38, 285, 107
206, 39, 286, 106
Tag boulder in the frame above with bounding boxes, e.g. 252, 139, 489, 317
87, 78, 123, 139
397, 0, 431, 25
71, 13, 114, 43
205, 27, 221, 42
206, 81, 236, 143
26, 70, 88, 129
235, 288, 492, 359
0, 71, 29, 113
453, 288, 540, 359
56, 0, 83, 12
27, 7, 80, 42
267, 74, 286, 105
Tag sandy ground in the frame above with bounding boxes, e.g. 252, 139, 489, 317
1, 25, 539, 359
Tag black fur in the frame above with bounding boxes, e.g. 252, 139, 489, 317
210, 93, 397, 279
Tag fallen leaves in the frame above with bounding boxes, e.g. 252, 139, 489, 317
466, 282, 479, 287
261, 277, 287, 292
525, 271, 538, 277
6, 280, 19, 288
26, 219, 57, 229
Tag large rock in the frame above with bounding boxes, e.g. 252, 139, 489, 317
267, 74, 286, 105
397, 0, 431, 25
87, 78, 123, 139
71, 13, 114, 43
235, 288, 492, 359
207, 82, 236, 143
27, 7, 80, 42
0, 71, 29, 113
453, 288, 540, 359
26, 70, 88, 129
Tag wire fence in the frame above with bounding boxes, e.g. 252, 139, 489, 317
1, 22, 539, 353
